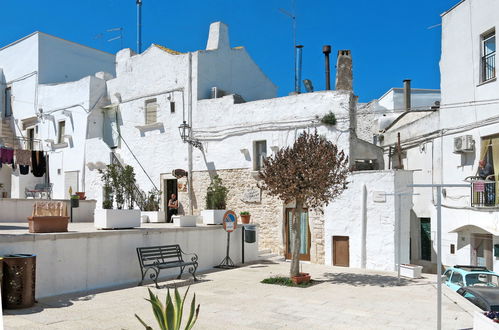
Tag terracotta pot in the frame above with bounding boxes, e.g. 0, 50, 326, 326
291, 272, 311, 285
240, 214, 251, 224
75, 192, 86, 200
28, 216, 69, 233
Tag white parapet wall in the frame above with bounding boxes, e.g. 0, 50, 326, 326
0, 225, 259, 298
0, 199, 96, 222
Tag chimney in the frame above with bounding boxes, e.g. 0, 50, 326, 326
206, 22, 230, 50
335, 50, 353, 91
403, 79, 411, 111
295, 45, 304, 93
323, 45, 331, 90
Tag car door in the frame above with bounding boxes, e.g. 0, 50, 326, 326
449, 271, 465, 291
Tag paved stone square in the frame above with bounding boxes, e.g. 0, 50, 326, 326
3, 258, 476, 329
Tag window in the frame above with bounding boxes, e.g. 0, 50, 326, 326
4, 86, 12, 117
170, 101, 175, 113
253, 140, 267, 170
420, 218, 431, 261
450, 244, 455, 254
450, 272, 464, 287
145, 99, 157, 124
27, 127, 35, 150
443, 270, 452, 282
482, 30, 496, 82
57, 121, 66, 144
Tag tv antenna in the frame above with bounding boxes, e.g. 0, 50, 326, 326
107, 27, 124, 50
279, 0, 300, 93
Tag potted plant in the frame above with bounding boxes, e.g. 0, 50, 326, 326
70, 194, 80, 208
141, 189, 165, 223
94, 164, 141, 229
291, 272, 311, 285
75, 192, 86, 200
201, 175, 228, 225
240, 211, 251, 224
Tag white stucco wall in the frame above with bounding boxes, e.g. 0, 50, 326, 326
324, 170, 413, 271
0, 226, 258, 298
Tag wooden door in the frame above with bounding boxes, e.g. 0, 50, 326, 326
333, 236, 349, 267
284, 208, 311, 261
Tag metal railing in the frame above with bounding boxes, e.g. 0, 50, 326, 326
110, 152, 148, 210
468, 176, 497, 207
482, 52, 496, 82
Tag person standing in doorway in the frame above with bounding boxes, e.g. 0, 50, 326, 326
167, 193, 179, 223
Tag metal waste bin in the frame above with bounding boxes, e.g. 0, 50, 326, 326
244, 225, 257, 243
2, 254, 36, 309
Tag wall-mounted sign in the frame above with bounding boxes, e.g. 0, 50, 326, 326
223, 210, 237, 233
177, 183, 187, 192
241, 188, 261, 203
474, 182, 485, 192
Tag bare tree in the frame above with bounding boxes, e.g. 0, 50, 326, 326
259, 130, 349, 277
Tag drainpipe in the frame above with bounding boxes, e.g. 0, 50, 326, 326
403, 79, 411, 111
361, 184, 367, 269
187, 52, 194, 216
323, 45, 331, 90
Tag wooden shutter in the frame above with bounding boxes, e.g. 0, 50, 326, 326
145, 99, 157, 124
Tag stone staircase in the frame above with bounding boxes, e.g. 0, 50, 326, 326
0, 118, 17, 148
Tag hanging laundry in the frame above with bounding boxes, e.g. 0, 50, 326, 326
15, 149, 32, 166
31, 151, 46, 177
19, 165, 29, 175
0, 148, 14, 165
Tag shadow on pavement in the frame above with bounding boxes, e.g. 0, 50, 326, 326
322, 272, 415, 287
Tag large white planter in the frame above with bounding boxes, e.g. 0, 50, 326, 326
141, 211, 165, 223
399, 264, 423, 279
201, 210, 226, 225
172, 215, 198, 227
94, 209, 141, 229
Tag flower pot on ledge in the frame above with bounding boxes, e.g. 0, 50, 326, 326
141, 211, 165, 223
240, 214, 251, 224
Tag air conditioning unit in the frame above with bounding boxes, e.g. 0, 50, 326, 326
453, 135, 475, 153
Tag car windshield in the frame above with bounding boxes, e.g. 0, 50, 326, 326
466, 273, 499, 287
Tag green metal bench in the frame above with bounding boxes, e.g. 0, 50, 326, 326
136, 244, 198, 288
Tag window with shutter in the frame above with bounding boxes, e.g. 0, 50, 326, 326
145, 99, 157, 124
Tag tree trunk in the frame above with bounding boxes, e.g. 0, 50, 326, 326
290, 199, 303, 277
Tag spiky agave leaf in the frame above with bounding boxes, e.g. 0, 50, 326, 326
185, 293, 200, 330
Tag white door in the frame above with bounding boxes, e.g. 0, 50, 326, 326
64, 171, 79, 199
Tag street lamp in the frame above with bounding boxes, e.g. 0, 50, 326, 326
178, 121, 203, 151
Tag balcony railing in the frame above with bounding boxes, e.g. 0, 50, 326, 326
469, 176, 497, 207
482, 52, 496, 82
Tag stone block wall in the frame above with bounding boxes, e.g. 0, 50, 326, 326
184, 168, 326, 263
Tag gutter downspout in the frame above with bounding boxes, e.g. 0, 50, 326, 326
361, 184, 367, 269
187, 52, 194, 216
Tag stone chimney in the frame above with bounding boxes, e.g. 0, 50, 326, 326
206, 22, 230, 50
335, 50, 353, 91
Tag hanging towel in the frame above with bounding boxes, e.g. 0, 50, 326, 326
15, 149, 32, 166
19, 165, 30, 175
31, 151, 46, 177
0, 148, 14, 164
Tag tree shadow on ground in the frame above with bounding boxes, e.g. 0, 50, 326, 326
322, 272, 415, 287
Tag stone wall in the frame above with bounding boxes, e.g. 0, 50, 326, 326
188, 168, 326, 263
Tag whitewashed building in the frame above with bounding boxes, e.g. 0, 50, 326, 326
380, 0, 499, 273
1, 23, 413, 271
0, 32, 115, 199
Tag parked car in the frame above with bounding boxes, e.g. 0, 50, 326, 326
442, 265, 499, 291
457, 287, 499, 311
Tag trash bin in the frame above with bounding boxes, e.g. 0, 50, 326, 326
244, 225, 257, 243
2, 254, 36, 309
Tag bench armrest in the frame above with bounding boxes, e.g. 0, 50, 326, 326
180, 250, 199, 263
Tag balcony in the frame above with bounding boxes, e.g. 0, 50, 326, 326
469, 176, 497, 207
482, 52, 496, 82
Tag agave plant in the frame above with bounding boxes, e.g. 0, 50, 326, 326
135, 287, 200, 330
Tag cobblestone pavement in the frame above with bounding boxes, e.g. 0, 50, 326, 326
3, 258, 476, 329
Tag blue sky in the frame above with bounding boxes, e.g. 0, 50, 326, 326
0, 0, 458, 102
